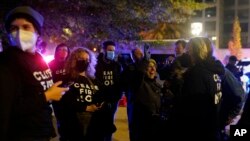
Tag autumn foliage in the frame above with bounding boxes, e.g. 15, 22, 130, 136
1, 0, 212, 47
228, 16, 242, 60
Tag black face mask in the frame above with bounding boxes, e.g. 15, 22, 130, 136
76, 60, 89, 72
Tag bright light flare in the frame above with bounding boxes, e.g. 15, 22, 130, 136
191, 22, 203, 36
43, 55, 54, 64
212, 36, 217, 41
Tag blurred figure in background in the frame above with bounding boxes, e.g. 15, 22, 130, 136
48, 43, 70, 141
174, 39, 191, 69
95, 41, 123, 141
159, 39, 191, 81
49, 43, 70, 82
174, 39, 186, 57
121, 45, 151, 141
225, 55, 243, 82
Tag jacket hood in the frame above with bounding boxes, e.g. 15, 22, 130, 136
202, 57, 225, 76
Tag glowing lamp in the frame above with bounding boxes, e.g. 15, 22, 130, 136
191, 22, 203, 36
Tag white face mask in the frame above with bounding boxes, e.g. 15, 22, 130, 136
10, 29, 38, 52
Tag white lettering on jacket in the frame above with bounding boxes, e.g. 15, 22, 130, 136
33, 69, 53, 90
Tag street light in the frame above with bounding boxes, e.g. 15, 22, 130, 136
191, 22, 203, 36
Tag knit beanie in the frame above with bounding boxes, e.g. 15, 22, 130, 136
4, 6, 44, 35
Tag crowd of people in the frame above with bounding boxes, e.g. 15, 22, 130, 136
1, 5, 250, 141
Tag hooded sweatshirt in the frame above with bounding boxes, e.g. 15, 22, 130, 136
173, 57, 225, 141
95, 53, 123, 103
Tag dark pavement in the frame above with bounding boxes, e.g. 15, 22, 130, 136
51, 107, 129, 141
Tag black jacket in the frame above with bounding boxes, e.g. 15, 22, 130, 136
48, 59, 67, 122
238, 92, 250, 126
173, 57, 225, 141
95, 54, 123, 103
48, 59, 67, 82
0, 56, 21, 141
219, 68, 245, 128
0, 48, 55, 140
225, 63, 243, 82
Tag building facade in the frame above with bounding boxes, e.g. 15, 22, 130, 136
191, 0, 250, 49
